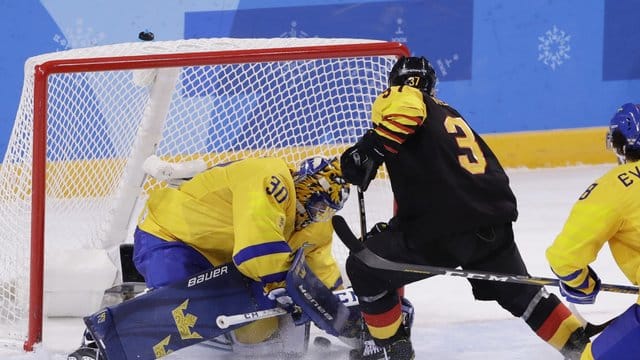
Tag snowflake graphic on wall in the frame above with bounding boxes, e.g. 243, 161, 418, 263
280, 21, 311, 38
53, 18, 106, 50
537, 25, 571, 70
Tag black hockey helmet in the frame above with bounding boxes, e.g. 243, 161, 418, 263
388, 56, 437, 96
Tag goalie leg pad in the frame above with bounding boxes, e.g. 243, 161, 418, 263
84, 263, 273, 360
233, 317, 280, 344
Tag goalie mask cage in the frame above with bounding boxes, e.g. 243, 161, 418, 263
0, 37, 409, 351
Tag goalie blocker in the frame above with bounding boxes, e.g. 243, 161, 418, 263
81, 248, 354, 359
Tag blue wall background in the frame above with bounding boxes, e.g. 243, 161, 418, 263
1, 0, 638, 160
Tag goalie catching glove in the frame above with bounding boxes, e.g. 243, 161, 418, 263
340, 130, 385, 191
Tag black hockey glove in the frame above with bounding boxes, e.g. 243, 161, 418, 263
366, 222, 390, 240
366, 216, 400, 237
363, 221, 400, 247
340, 130, 384, 191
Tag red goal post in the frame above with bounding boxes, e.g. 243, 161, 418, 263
1, 37, 409, 351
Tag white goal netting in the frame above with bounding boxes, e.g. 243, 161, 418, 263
0, 37, 406, 348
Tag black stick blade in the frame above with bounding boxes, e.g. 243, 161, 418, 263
332, 215, 365, 252
584, 318, 615, 338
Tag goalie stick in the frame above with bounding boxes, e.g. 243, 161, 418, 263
216, 288, 359, 329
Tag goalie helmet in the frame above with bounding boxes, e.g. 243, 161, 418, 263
606, 103, 640, 162
388, 56, 437, 96
293, 156, 350, 230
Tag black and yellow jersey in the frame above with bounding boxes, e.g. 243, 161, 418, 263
371, 85, 517, 238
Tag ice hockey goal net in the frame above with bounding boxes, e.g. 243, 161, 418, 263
0, 37, 408, 350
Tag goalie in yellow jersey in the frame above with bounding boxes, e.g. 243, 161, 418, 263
89, 156, 350, 359
546, 103, 640, 360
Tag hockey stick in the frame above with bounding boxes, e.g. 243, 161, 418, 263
333, 215, 621, 337
569, 303, 618, 338
576, 309, 617, 338
357, 186, 367, 240
217, 308, 287, 329
216, 287, 359, 329
584, 319, 615, 337
332, 215, 639, 295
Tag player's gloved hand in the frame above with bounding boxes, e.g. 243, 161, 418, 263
340, 130, 384, 191
266, 286, 310, 325
367, 222, 390, 238
365, 218, 400, 238
363, 220, 403, 246
557, 266, 602, 305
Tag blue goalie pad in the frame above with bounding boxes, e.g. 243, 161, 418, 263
84, 263, 273, 360
285, 249, 351, 337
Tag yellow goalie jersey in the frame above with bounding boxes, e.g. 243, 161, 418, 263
137, 157, 342, 291
546, 161, 640, 301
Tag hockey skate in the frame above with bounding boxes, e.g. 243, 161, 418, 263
351, 297, 415, 360
67, 329, 101, 360
560, 327, 590, 360
354, 325, 414, 360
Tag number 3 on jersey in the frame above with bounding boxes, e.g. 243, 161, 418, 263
444, 116, 487, 175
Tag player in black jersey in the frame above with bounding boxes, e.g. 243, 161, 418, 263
340, 56, 590, 360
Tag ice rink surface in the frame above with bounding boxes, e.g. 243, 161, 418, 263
2, 163, 634, 359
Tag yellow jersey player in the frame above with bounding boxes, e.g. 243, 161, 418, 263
340, 56, 589, 360
547, 103, 640, 360
134, 156, 349, 354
